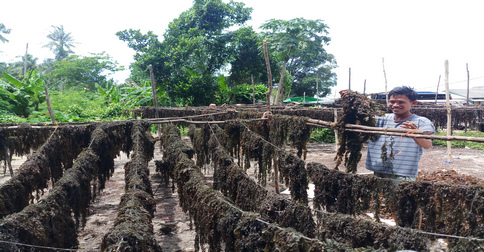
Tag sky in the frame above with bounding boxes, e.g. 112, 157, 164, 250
2, 0, 484, 97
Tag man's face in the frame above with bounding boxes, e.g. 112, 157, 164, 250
388, 95, 418, 116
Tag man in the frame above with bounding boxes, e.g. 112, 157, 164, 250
342, 86, 435, 183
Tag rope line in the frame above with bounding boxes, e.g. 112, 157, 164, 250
0, 240, 78, 251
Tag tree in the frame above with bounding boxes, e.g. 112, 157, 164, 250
260, 18, 337, 101
228, 26, 270, 86
0, 23, 10, 43
117, 0, 252, 106
43, 25, 76, 61
0, 23, 11, 54
46, 52, 123, 91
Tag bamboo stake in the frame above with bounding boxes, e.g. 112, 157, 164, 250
434, 75, 441, 104
149, 65, 161, 138
23, 43, 28, 77
44, 86, 55, 124
333, 109, 339, 151
263, 40, 273, 111
348, 67, 351, 90
445, 60, 453, 162
467, 63, 470, 105
252, 74, 255, 105
382, 57, 389, 106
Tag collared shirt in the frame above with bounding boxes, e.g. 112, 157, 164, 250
365, 114, 435, 177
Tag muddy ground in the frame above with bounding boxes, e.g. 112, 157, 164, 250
5, 138, 484, 251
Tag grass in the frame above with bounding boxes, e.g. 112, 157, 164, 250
310, 128, 335, 143
433, 130, 484, 151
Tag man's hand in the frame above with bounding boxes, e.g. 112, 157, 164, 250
401, 121, 433, 149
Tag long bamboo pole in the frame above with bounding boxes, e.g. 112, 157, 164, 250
263, 40, 273, 111
445, 60, 453, 162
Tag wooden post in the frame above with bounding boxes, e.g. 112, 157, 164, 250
434, 75, 441, 104
334, 108, 339, 151
251, 74, 255, 104
363, 79, 366, 95
44, 86, 55, 124
263, 40, 273, 110
263, 40, 279, 194
24, 43, 28, 77
467, 63, 470, 105
316, 73, 319, 107
382, 57, 389, 106
444, 60, 453, 162
348, 67, 351, 90
149, 65, 161, 136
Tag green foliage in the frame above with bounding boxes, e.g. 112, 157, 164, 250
43, 25, 76, 61
227, 84, 268, 104
178, 125, 189, 136
0, 114, 27, 123
260, 18, 337, 98
0, 23, 11, 44
309, 128, 335, 143
228, 26, 269, 86
117, 0, 253, 106
433, 130, 484, 150
1, 70, 46, 117
46, 53, 123, 91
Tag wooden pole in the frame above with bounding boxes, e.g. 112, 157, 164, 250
263, 40, 278, 194
149, 65, 161, 136
348, 67, 351, 90
23, 43, 28, 77
251, 74, 255, 105
434, 75, 441, 104
467, 63, 470, 105
444, 60, 453, 162
382, 57, 389, 106
263, 40, 273, 110
334, 109, 339, 151
44, 86, 55, 124
363, 79, 366, 95
316, 73, 319, 107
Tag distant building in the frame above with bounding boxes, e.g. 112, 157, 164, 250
449, 86, 484, 105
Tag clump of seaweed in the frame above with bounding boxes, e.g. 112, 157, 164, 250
334, 90, 383, 173
102, 121, 160, 251
316, 211, 430, 251
276, 150, 309, 205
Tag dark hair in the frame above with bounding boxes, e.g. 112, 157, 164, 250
388, 86, 418, 101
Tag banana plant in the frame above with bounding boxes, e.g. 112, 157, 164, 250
1, 70, 46, 117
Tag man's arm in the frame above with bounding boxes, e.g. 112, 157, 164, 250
401, 121, 433, 149
413, 138, 433, 149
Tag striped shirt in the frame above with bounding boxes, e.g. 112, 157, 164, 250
365, 114, 435, 177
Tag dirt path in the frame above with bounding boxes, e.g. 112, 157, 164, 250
4, 140, 484, 251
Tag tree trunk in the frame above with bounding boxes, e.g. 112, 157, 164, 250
274, 48, 291, 104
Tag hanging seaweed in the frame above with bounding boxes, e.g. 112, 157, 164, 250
223, 120, 243, 158
191, 124, 211, 169
287, 116, 311, 159
315, 211, 431, 251
0, 148, 100, 251
307, 162, 395, 217
335, 90, 383, 173
102, 121, 160, 251
276, 150, 309, 205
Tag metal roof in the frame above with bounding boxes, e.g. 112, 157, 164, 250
449, 86, 484, 101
